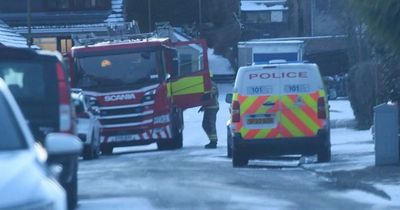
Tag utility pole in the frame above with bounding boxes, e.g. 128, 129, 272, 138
148, 0, 152, 32
27, 0, 32, 48
198, 0, 202, 27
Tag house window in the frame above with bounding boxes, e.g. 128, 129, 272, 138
45, 0, 71, 10
75, 0, 110, 10
244, 12, 271, 24
45, 0, 110, 11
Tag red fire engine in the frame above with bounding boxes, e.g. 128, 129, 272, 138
68, 32, 212, 154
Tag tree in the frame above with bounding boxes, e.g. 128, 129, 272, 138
351, 0, 400, 52
346, 1, 400, 129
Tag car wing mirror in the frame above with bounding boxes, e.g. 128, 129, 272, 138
225, 93, 233, 103
45, 133, 82, 157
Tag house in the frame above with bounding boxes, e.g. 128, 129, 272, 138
240, 0, 291, 39
0, 0, 129, 53
0, 20, 34, 49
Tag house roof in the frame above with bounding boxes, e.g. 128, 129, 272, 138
1, 0, 126, 37
0, 20, 34, 48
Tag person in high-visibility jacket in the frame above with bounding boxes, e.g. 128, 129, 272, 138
199, 81, 219, 149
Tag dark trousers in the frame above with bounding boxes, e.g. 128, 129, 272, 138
202, 107, 219, 143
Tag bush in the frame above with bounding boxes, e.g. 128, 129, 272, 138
347, 62, 378, 129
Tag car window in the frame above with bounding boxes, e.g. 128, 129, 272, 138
0, 93, 27, 151
0, 62, 46, 103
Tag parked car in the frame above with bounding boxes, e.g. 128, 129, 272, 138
71, 89, 101, 160
0, 47, 80, 209
0, 78, 82, 210
226, 61, 331, 167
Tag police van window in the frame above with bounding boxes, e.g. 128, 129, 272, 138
239, 66, 323, 96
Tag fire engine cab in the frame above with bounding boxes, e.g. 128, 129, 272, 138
68, 33, 212, 154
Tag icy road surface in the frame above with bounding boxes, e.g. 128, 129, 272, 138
77, 84, 399, 210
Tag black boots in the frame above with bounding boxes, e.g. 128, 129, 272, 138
204, 142, 217, 149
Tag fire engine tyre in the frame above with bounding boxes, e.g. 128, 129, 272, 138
100, 144, 113, 155
157, 112, 183, 150
157, 124, 183, 150
232, 148, 248, 167
66, 160, 78, 210
173, 128, 183, 149
82, 131, 100, 160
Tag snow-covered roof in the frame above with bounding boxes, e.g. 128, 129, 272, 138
105, 0, 124, 23
241, 0, 288, 12
13, 23, 117, 35
0, 20, 33, 48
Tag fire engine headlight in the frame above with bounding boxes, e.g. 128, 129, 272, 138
154, 114, 170, 124
142, 89, 156, 102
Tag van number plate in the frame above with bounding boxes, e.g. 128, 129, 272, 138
108, 135, 136, 142
247, 114, 274, 125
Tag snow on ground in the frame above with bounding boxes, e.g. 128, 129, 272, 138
331, 190, 398, 209
79, 197, 154, 210
329, 100, 355, 120
208, 49, 235, 76
183, 83, 233, 147
116, 83, 399, 206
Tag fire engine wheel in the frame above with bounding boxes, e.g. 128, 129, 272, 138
83, 130, 100, 160
232, 148, 248, 167
100, 144, 113, 155
157, 126, 183, 150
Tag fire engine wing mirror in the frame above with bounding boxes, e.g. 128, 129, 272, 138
225, 93, 233, 104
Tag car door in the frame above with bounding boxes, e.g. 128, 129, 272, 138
167, 40, 212, 110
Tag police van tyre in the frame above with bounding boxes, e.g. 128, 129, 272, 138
83, 130, 100, 160
317, 136, 331, 163
232, 148, 248, 167
317, 144, 331, 163
100, 144, 113, 155
227, 127, 232, 158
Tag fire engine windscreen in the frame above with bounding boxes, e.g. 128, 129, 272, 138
75, 51, 162, 89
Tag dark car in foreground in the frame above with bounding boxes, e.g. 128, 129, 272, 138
0, 47, 80, 209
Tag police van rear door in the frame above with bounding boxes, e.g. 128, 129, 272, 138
278, 64, 326, 138
236, 65, 281, 140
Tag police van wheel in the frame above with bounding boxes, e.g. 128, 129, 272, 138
227, 128, 232, 158
317, 144, 331, 163
232, 149, 248, 167
101, 144, 113, 155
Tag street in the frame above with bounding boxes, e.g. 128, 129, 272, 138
76, 84, 400, 210
78, 144, 370, 210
